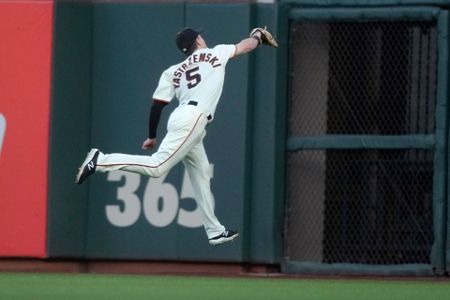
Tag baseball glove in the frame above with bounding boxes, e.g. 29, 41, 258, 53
250, 26, 278, 48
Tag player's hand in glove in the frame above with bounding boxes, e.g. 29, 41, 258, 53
249, 26, 278, 48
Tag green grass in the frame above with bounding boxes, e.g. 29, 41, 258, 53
0, 272, 449, 300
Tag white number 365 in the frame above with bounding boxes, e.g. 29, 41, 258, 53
105, 166, 214, 228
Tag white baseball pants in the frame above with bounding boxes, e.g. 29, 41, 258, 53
96, 105, 225, 239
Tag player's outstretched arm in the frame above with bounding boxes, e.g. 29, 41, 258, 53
234, 32, 261, 57
234, 26, 278, 57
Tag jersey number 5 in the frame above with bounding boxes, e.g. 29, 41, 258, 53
186, 66, 201, 89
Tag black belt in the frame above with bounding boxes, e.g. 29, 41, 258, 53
188, 101, 212, 121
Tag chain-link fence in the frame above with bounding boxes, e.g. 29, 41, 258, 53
285, 20, 437, 267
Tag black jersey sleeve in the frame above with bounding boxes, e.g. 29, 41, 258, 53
148, 99, 169, 139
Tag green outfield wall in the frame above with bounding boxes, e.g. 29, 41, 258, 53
48, 1, 93, 257
47, 0, 450, 275
48, 1, 281, 263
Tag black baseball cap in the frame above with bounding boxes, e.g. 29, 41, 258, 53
176, 27, 203, 55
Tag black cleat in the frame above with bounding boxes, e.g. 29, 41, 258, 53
208, 229, 239, 246
75, 148, 100, 185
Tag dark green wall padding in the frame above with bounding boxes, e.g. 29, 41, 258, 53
48, 1, 93, 257
48, 1, 282, 263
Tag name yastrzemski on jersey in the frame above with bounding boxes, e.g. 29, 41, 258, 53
172, 52, 222, 88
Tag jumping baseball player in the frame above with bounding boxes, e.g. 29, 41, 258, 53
76, 27, 277, 245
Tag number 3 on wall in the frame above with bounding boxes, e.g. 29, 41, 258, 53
105, 166, 214, 228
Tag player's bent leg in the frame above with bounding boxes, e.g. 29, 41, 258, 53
96, 113, 206, 178
96, 152, 173, 178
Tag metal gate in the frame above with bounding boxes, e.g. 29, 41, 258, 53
283, 7, 448, 275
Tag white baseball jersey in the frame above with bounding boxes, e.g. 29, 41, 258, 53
94, 44, 239, 241
153, 44, 237, 120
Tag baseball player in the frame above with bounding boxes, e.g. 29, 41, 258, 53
76, 27, 277, 245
